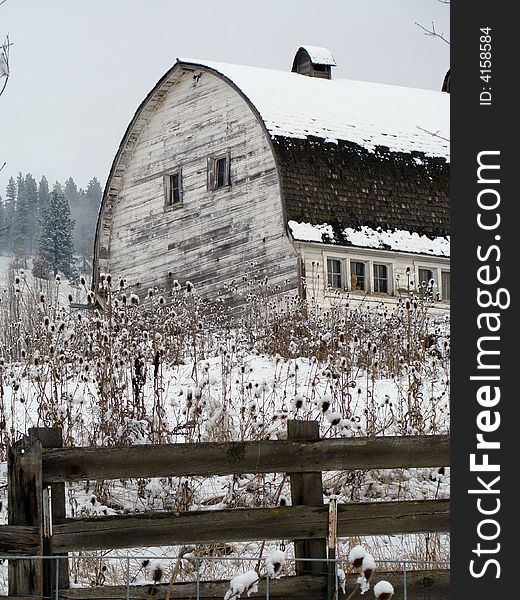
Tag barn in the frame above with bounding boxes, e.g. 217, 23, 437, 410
93, 47, 450, 308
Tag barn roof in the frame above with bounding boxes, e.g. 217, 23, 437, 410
179, 59, 450, 159
178, 59, 450, 251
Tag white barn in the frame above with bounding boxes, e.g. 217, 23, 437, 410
94, 47, 450, 308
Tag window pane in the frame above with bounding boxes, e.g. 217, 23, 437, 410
350, 261, 365, 290
327, 259, 342, 288
171, 173, 180, 204
373, 264, 388, 293
216, 157, 227, 188
442, 271, 451, 301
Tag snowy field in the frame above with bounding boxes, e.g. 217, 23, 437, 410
0, 261, 450, 591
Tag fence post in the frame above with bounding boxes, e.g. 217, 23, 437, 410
287, 420, 327, 577
8, 434, 44, 598
29, 427, 70, 591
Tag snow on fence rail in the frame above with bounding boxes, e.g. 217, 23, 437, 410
1, 421, 450, 598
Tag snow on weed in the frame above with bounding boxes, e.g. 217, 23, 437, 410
0, 269, 450, 585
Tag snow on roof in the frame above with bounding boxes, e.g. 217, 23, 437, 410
178, 58, 450, 159
299, 45, 337, 65
288, 221, 450, 257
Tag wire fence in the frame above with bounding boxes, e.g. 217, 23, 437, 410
0, 554, 450, 599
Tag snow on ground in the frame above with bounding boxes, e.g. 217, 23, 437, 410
0, 276, 450, 591
0, 253, 86, 304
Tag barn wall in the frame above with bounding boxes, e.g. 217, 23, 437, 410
104, 68, 299, 301
296, 242, 450, 312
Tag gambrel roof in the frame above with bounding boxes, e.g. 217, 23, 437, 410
95, 57, 450, 280
179, 59, 449, 158
177, 59, 450, 248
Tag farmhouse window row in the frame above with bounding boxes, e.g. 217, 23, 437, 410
326, 257, 450, 301
164, 153, 231, 207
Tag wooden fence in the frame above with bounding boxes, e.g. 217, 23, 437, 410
1, 422, 450, 599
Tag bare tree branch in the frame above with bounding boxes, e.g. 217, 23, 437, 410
417, 125, 450, 143
415, 20, 450, 45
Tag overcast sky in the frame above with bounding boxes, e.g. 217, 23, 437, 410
0, 0, 449, 196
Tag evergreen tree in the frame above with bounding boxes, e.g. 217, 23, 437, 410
38, 176, 49, 211
4, 176, 16, 249
24, 173, 39, 254
12, 172, 30, 257
0, 195, 4, 250
86, 177, 102, 207
34, 190, 76, 280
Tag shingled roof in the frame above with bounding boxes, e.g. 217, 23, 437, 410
179, 59, 450, 251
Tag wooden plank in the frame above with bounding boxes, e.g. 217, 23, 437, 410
287, 420, 326, 576
0, 525, 40, 556
41, 435, 450, 483
52, 500, 450, 553
30, 427, 70, 590
56, 570, 449, 599
7, 435, 44, 597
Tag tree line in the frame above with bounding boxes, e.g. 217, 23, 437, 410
0, 173, 102, 280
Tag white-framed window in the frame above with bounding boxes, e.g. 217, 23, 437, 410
326, 258, 343, 289
164, 170, 182, 207
208, 152, 230, 190
350, 260, 366, 291
441, 270, 451, 301
373, 263, 390, 294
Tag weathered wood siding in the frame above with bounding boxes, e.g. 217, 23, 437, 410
100, 67, 298, 301
296, 241, 450, 311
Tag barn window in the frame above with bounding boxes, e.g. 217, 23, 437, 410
441, 271, 451, 301
373, 263, 390, 294
208, 153, 230, 190
418, 267, 434, 298
164, 170, 182, 207
327, 258, 343, 289
350, 261, 366, 291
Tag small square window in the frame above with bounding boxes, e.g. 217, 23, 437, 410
208, 153, 230, 190
373, 263, 389, 294
327, 258, 342, 289
165, 170, 182, 206
350, 261, 365, 291
441, 271, 450, 301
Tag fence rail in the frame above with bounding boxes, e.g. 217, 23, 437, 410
0, 555, 450, 600
50, 499, 449, 554
40, 434, 450, 482
1, 422, 450, 598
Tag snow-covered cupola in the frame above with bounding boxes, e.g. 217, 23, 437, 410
291, 45, 336, 80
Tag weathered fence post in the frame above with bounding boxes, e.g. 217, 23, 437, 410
8, 435, 44, 598
30, 427, 70, 592
287, 420, 327, 577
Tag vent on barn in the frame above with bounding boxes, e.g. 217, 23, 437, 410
291, 45, 336, 79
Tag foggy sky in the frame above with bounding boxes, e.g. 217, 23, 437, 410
0, 0, 449, 195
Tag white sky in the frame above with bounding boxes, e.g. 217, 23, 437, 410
0, 0, 449, 196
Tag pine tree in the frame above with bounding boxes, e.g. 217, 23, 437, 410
4, 176, 16, 249
86, 177, 102, 207
0, 195, 5, 251
34, 190, 76, 280
24, 173, 39, 254
38, 176, 49, 211
12, 172, 30, 258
